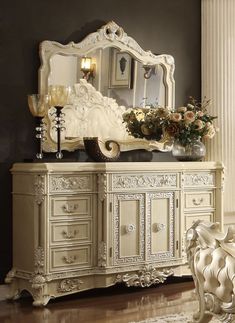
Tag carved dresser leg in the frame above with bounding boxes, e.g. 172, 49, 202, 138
31, 274, 50, 306
5, 269, 21, 300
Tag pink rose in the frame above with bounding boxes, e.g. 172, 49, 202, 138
194, 119, 204, 130
184, 111, 195, 123
170, 113, 182, 122
197, 111, 204, 117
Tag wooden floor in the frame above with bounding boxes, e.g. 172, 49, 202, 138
0, 279, 197, 323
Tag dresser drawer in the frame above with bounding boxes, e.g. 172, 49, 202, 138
184, 172, 215, 188
50, 221, 92, 245
50, 246, 91, 271
111, 173, 178, 191
185, 212, 214, 230
51, 196, 91, 218
184, 191, 214, 209
50, 174, 93, 193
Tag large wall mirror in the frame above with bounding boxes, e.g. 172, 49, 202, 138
39, 21, 175, 152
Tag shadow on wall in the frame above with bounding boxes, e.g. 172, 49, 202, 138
64, 19, 107, 44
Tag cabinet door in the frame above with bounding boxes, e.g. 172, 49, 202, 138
146, 191, 178, 262
113, 193, 145, 265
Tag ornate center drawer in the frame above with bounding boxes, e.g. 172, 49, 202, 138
184, 191, 214, 209
50, 246, 91, 271
50, 174, 93, 193
50, 221, 91, 244
51, 196, 91, 218
112, 173, 178, 191
184, 172, 215, 188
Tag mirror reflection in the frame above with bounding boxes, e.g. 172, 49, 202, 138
48, 48, 166, 108
38, 21, 175, 153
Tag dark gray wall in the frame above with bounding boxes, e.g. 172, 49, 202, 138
0, 0, 201, 282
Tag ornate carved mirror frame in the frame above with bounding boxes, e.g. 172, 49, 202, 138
38, 21, 175, 152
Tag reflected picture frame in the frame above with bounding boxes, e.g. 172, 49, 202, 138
109, 48, 133, 89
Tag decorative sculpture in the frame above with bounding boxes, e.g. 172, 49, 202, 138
83, 137, 120, 162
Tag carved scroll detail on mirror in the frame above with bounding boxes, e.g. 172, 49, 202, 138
39, 21, 175, 153
43, 79, 173, 152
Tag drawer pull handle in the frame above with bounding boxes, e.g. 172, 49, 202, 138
62, 230, 78, 239
153, 223, 166, 232
62, 204, 79, 213
192, 198, 204, 206
125, 224, 136, 234
63, 255, 77, 264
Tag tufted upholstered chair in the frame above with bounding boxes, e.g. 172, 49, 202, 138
186, 220, 235, 323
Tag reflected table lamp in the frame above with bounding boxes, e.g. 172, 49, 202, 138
81, 56, 95, 81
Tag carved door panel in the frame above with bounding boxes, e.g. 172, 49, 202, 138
146, 191, 179, 262
113, 193, 145, 265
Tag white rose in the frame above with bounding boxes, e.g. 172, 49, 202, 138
204, 124, 216, 139
187, 103, 194, 109
177, 106, 187, 113
134, 109, 145, 121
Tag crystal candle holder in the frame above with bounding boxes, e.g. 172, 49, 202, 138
28, 94, 50, 159
48, 85, 72, 159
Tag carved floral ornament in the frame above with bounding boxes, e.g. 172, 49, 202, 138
50, 175, 91, 192
116, 265, 173, 288
112, 174, 177, 190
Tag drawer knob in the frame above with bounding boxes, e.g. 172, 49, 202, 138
153, 223, 166, 232
192, 197, 204, 206
62, 230, 78, 239
62, 203, 79, 213
63, 255, 77, 264
125, 224, 136, 234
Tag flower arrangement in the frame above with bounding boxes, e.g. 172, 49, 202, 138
164, 97, 217, 146
122, 106, 169, 142
123, 97, 217, 146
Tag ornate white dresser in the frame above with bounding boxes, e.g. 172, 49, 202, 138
5, 161, 224, 305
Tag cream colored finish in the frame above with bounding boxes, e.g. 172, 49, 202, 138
50, 221, 91, 244
185, 212, 213, 230
39, 21, 175, 153
5, 162, 224, 306
185, 191, 214, 209
51, 196, 91, 217
186, 220, 235, 322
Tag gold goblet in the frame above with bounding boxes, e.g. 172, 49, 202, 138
28, 94, 50, 159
